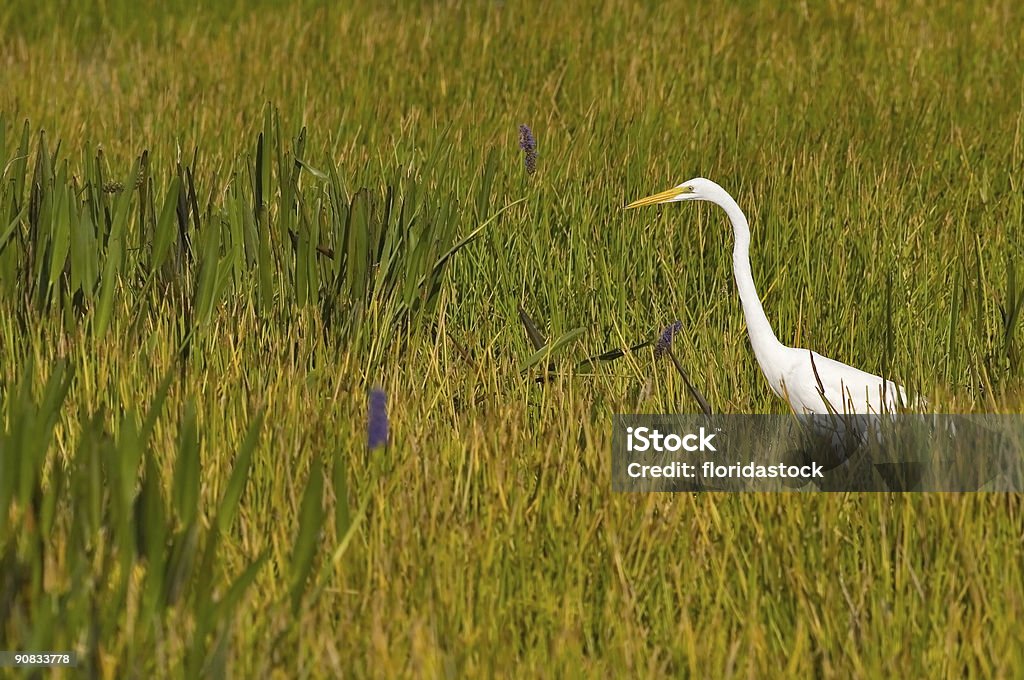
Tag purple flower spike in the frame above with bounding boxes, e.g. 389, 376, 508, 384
518, 124, 537, 175
368, 388, 388, 449
654, 321, 683, 359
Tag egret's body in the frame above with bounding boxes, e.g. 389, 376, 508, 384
627, 178, 908, 415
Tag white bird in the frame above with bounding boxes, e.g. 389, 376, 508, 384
627, 177, 910, 415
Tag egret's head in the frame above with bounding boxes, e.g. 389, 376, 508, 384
625, 177, 721, 209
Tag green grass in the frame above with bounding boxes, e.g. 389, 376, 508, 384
1, 0, 1023, 676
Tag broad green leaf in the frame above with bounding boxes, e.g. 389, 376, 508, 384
519, 327, 586, 372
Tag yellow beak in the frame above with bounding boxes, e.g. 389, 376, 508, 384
625, 185, 692, 209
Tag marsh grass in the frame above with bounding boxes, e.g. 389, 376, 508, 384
1, 0, 1024, 676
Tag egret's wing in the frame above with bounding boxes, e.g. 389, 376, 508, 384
783, 350, 905, 415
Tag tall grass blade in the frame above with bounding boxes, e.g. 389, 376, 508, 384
172, 402, 201, 528
289, 455, 324, 615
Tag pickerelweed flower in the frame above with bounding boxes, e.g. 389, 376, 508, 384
518, 124, 537, 175
654, 321, 683, 359
368, 388, 388, 449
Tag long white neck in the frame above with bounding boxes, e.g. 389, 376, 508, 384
706, 187, 786, 368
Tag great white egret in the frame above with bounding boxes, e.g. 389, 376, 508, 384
627, 177, 909, 415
